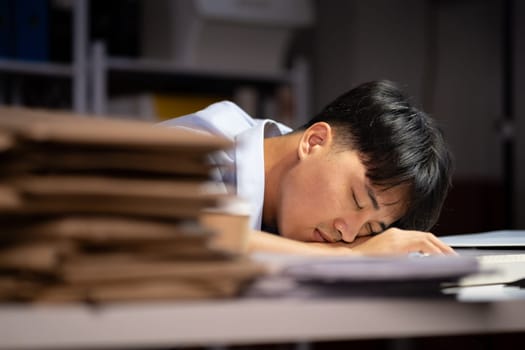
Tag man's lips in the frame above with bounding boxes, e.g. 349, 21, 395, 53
314, 228, 333, 243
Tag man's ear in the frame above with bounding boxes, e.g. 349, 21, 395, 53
298, 122, 333, 159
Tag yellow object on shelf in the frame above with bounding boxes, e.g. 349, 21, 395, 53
153, 94, 225, 121
107, 94, 226, 121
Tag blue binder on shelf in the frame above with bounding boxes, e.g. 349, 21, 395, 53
0, 0, 13, 58
14, 0, 49, 61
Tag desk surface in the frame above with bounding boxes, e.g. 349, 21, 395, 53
1, 290, 525, 349
2, 250, 525, 349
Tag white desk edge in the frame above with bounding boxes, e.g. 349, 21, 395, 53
1, 296, 525, 349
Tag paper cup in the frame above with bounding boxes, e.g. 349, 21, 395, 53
200, 197, 251, 255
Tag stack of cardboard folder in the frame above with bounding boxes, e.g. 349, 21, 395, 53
0, 107, 263, 303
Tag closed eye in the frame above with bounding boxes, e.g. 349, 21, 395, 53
352, 190, 363, 210
368, 222, 387, 236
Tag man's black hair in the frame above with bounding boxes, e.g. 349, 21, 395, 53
301, 80, 452, 231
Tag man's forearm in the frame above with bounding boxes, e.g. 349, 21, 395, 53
246, 228, 455, 256
247, 230, 357, 256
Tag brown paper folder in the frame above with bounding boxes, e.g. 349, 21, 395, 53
0, 129, 14, 151
0, 176, 226, 218
0, 106, 231, 151
0, 277, 42, 300
1, 149, 213, 177
3, 216, 212, 242
0, 241, 75, 273
37, 278, 246, 303
11, 176, 223, 199
62, 258, 265, 284
0, 185, 21, 209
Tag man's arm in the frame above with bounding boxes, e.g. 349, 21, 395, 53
247, 228, 455, 256
247, 230, 356, 256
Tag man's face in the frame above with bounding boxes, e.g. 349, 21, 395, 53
276, 124, 407, 243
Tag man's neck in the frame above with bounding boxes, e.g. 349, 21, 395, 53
262, 132, 302, 231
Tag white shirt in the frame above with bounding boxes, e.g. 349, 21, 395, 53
160, 101, 292, 230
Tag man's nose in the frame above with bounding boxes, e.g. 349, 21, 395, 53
333, 217, 359, 243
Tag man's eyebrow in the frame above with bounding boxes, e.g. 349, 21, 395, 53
366, 185, 380, 210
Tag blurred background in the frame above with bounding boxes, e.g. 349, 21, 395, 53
0, 0, 523, 236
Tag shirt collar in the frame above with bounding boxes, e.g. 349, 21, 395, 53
235, 120, 290, 230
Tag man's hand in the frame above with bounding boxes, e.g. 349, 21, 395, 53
348, 227, 456, 256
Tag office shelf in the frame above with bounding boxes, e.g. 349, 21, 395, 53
0, 60, 73, 77
0, 0, 88, 113
90, 41, 311, 127
0, 0, 310, 126
107, 57, 291, 84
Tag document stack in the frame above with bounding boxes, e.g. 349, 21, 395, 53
0, 107, 263, 303
247, 253, 480, 298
